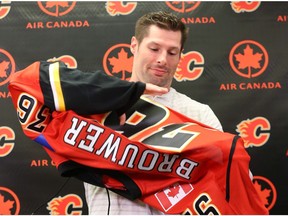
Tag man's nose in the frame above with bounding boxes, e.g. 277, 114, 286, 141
157, 51, 167, 65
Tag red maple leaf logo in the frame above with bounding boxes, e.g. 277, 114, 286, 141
170, 1, 199, 7
0, 61, 10, 78
45, 1, 69, 8
166, 1, 200, 13
0, 193, 14, 214
44, 1, 69, 16
234, 45, 263, 78
253, 180, 271, 206
108, 48, 133, 79
167, 185, 180, 198
38, 1, 75, 17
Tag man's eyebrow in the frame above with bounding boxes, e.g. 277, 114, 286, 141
148, 41, 180, 50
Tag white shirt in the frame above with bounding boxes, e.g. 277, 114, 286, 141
84, 87, 222, 215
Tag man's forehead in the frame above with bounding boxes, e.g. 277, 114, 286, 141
145, 25, 181, 43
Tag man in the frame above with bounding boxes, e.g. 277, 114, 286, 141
9, 11, 267, 215
84, 11, 222, 215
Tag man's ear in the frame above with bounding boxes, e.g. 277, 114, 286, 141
130, 36, 137, 54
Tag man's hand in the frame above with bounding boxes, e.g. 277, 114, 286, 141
47, 57, 58, 62
119, 114, 126, 125
144, 83, 168, 96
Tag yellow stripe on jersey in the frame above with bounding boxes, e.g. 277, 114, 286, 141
49, 62, 66, 111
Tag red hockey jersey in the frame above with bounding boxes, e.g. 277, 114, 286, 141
9, 61, 268, 215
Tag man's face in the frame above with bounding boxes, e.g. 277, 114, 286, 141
130, 25, 182, 88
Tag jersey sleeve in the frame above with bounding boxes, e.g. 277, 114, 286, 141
9, 60, 146, 115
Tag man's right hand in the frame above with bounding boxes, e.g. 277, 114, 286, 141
144, 83, 168, 96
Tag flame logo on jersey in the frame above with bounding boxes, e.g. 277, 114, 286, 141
231, 1, 261, 13
174, 51, 204, 81
236, 117, 270, 148
0, 48, 15, 86
47, 194, 83, 215
0, 126, 15, 157
0, 1, 11, 19
106, 1, 137, 16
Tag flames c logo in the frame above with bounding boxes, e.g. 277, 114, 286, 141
0, 126, 15, 157
47, 194, 83, 215
236, 117, 270, 148
0, 48, 15, 86
165, 1, 201, 13
0, 187, 20, 215
106, 1, 137, 16
174, 51, 204, 82
229, 40, 268, 78
231, 1, 261, 13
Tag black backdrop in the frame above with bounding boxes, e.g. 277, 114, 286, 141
0, 1, 287, 214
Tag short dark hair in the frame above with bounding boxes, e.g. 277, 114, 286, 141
135, 11, 188, 50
